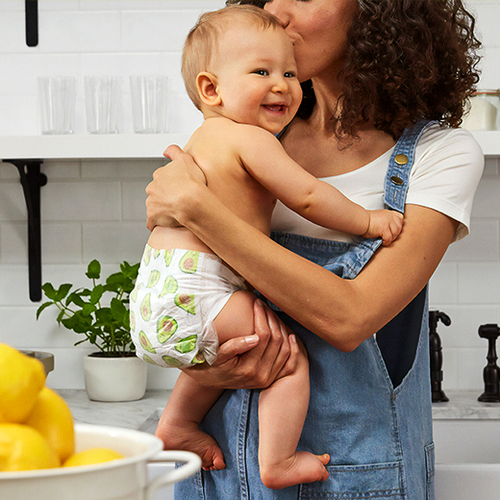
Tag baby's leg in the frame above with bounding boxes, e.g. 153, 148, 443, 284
155, 372, 225, 470
156, 290, 257, 471
259, 341, 330, 489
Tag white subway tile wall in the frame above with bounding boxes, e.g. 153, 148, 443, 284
0, 0, 498, 392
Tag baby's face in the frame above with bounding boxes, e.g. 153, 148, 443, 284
212, 23, 302, 135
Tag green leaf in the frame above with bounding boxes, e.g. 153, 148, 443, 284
110, 297, 127, 321
95, 308, 113, 324
90, 284, 104, 304
36, 301, 53, 319
55, 283, 72, 302
66, 292, 86, 308
82, 303, 96, 316
41, 282, 57, 301
86, 259, 101, 280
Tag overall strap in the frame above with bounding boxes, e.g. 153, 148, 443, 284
384, 120, 437, 212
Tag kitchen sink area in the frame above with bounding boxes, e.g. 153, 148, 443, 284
55, 389, 500, 500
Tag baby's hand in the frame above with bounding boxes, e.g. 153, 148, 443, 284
363, 210, 403, 246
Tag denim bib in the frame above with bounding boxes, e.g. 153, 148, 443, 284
176, 120, 436, 500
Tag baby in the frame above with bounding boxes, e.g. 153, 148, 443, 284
130, 5, 403, 490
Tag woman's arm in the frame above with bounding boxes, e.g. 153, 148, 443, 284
148, 146, 457, 352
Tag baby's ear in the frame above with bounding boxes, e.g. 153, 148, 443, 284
196, 72, 222, 107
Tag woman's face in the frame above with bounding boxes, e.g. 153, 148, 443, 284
264, 0, 358, 82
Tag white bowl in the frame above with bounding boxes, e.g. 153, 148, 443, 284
0, 423, 201, 500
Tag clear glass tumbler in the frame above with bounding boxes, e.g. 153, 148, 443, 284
84, 76, 122, 134
38, 76, 76, 134
130, 75, 169, 134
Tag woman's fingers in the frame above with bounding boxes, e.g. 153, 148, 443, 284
146, 145, 207, 231
163, 144, 184, 160
182, 301, 298, 390
215, 334, 261, 363
244, 299, 293, 387
275, 333, 300, 379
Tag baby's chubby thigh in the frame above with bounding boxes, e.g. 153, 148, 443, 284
212, 291, 257, 344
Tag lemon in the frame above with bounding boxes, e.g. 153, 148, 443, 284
0, 423, 60, 471
24, 387, 75, 463
63, 448, 125, 468
0, 343, 45, 424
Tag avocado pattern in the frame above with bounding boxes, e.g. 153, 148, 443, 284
175, 335, 198, 354
157, 315, 178, 344
142, 354, 158, 365
159, 275, 178, 297
162, 355, 183, 368
140, 293, 152, 321
142, 245, 152, 266
179, 250, 199, 274
139, 331, 156, 353
165, 249, 174, 267
174, 293, 196, 315
147, 269, 161, 288
130, 282, 144, 303
129, 311, 136, 332
132, 246, 227, 368
192, 352, 207, 365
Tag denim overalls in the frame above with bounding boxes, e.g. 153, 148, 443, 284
175, 120, 436, 500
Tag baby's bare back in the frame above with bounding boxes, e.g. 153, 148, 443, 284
148, 118, 276, 253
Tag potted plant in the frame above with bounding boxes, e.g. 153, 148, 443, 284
36, 259, 147, 402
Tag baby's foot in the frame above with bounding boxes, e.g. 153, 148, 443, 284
155, 420, 225, 471
260, 452, 330, 490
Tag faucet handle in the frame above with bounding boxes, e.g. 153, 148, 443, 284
429, 310, 451, 331
478, 324, 500, 340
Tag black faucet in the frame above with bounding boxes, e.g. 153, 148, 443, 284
429, 310, 451, 402
478, 324, 500, 402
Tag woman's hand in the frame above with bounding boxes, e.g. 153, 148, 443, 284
181, 300, 300, 390
145, 145, 206, 231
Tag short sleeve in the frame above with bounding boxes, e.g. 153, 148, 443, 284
406, 125, 484, 242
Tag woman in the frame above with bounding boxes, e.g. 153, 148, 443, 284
146, 1, 483, 498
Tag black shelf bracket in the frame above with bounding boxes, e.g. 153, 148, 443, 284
3, 160, 47, 302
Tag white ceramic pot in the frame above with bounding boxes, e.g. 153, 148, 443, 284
0, 424, 201, 500
83, 354, 147, 402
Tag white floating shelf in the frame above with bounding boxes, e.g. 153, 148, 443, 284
0, 131, 498, 161
0, 133, 191, 160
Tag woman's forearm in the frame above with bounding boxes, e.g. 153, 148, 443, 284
179, 184, 456, 351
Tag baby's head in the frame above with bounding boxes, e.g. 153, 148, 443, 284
181, 5, 301, 134
182, 5, 283, 110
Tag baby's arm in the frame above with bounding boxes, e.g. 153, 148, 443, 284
237, 125, 403, 244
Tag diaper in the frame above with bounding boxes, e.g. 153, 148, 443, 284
130, 245, 247, 368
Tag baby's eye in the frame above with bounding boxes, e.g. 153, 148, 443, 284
253, 69, 269, 76
284, 71, 296, 78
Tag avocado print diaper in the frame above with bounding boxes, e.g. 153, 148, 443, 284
130, 245, 247, 368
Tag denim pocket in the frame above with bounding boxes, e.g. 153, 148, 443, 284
174, 468, 205, 500
298, 461, 405, 499
425, 442, 435, 500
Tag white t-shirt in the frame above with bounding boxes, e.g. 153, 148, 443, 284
271, 124, 484, 243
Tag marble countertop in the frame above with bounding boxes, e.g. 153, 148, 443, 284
56, 389, 171, 430
432, 390, 500, 420
55, 389, 500, 432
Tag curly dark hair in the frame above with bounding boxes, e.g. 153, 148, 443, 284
227, 0, 481, 140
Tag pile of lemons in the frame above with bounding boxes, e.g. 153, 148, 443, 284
0, 343, 124, 472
